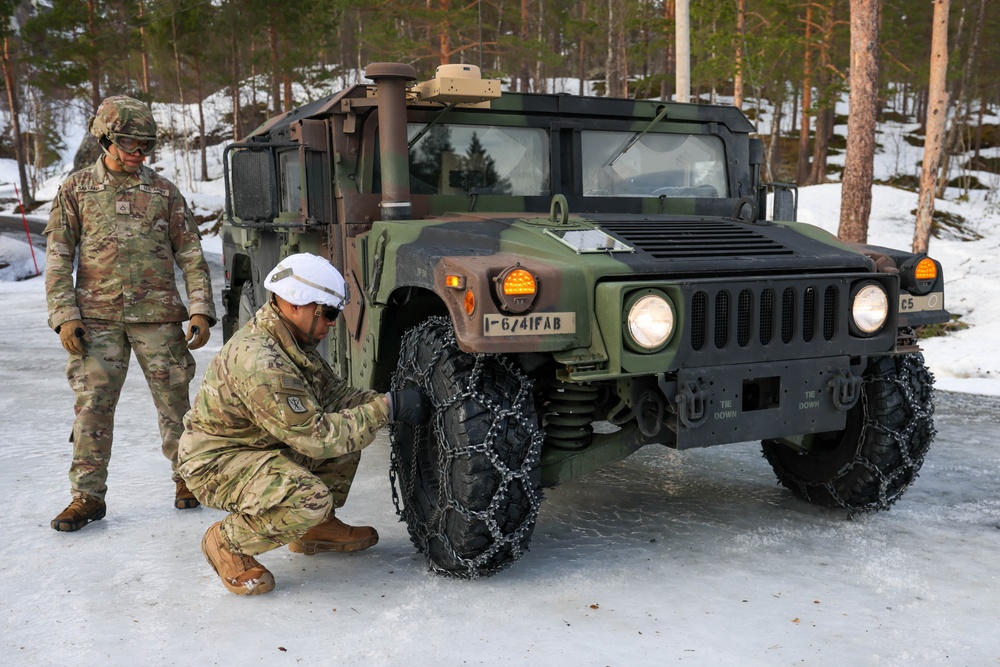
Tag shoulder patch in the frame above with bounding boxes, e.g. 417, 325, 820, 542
286, 395, 308, 414
76, 184, 106, 193
139, 184, 170, 197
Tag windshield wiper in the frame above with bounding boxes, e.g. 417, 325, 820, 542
407, 102, 458, 149
607, 106, 670, 167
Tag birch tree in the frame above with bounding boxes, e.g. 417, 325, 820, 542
914, 0, 950, 254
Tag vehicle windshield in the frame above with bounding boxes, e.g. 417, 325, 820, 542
581, 131, 727, 198
407, 123, 550, 196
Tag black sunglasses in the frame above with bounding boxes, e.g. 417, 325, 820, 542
317, 304, 341, 321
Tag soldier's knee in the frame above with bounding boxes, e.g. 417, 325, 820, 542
289, 488, 333, 531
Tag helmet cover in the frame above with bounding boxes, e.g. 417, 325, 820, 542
88, 96, 157, 141
264, 253, 348, 309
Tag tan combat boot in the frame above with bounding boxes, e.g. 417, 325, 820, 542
201, 522, 274, 596
174, 479, 200, 509
288, 515, 379, 555
51, 494, 106, 532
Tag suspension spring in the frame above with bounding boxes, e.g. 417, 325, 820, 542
543, 380, 599, 450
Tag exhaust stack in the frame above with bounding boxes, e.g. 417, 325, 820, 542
365, 62, 417, 221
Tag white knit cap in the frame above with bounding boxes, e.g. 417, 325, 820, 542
263, 253, 348, 308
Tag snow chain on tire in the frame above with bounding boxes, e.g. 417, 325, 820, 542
389, 317, 544, 579
762, 352, 935, 516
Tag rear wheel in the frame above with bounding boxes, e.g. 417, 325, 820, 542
762, 353, 935, 513
390, 317, 544, 578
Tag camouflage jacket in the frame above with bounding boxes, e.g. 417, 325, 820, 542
178, 301, 390, 465
44, 158, 216, 331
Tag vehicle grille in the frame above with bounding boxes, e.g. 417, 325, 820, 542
689, 283, 839, 353
676, 275, 895, 365
600, 220, 794, 259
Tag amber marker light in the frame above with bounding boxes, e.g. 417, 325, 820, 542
901, 255, 939, 295
915, 258, 937, 281
464, 290, 476, 315
502, 268, 537, 295
445, 274, 465, 289
495, 265, 538, 314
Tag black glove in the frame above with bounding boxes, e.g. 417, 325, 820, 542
387, 389, 432, 425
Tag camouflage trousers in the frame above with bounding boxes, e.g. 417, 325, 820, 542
65, 319, 195, 500
180, 449, 361, 556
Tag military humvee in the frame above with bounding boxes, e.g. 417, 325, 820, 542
221, 62, 948, 578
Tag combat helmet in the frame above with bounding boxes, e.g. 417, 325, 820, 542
264, 253, 349, 310
88, 96, 157, 166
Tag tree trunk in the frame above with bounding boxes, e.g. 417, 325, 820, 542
796, 4, 813, 184
806, 107, 831, 184
230, 9, 242, 142
519, 0, 530, 92
268, 24, 281, 114
838, 0, 881, 244
606, 0, 627, 97
675, 0, 690, 102
578, 0, 587, 95
767, 88, 785, 182
914, 0, 950, 254
660, 0, 674, 100
195, 57, 208, 182
87, 0, 101, 112
439, 0, 451, 66
733, 0, 745, 109
935, 0, 985, 198
2, 35, 34, 206
137, 0, 151, 95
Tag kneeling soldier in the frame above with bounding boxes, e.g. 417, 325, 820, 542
178, 253, 429, 596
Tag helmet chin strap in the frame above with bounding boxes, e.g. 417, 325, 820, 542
273, 297, 326, 349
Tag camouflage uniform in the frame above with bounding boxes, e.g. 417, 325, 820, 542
45, 156, 216, 500
178, 301, 390, 556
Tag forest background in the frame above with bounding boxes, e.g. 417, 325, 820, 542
0, 0, 996, 241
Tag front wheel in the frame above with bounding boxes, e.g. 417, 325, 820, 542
390, 317, 544, 578
761, 353, 935, 513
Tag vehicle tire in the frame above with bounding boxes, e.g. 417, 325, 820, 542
237, 281, 258, 329
390, 317, 544, 578
761, 353, 935, 513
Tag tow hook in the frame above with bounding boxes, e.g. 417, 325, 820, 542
829, 369, 862, 411
635, 390, 665, 438
675, 379, 707, 429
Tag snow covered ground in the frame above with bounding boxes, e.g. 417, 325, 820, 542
1, 252, 998, 665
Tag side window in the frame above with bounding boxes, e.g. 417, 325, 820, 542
278, 150, 301, 213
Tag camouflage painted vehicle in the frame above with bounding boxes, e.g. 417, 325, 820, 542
221, 62, 949, 578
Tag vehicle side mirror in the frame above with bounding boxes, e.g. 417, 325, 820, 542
773, 187, 796, 222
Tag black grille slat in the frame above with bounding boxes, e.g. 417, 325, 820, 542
737, 290, 753, 347
760, 289, 775, 345
823, 286, 837, 340
781, 287, 795, 343
714, 291, 730, 348
691, 292, 707, 350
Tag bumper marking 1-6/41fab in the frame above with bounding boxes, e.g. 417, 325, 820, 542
484, 312, 577, 336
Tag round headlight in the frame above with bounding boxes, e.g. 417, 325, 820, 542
627, 294, 675, 349
852, 283, 889, 334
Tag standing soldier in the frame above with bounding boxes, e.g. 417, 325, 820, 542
45, 95, 216, 531
178, 253, 429, 596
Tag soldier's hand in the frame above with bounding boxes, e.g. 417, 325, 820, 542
57, 319, 88, 356
387, 389, 432, 425
186, 314, 211, 350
